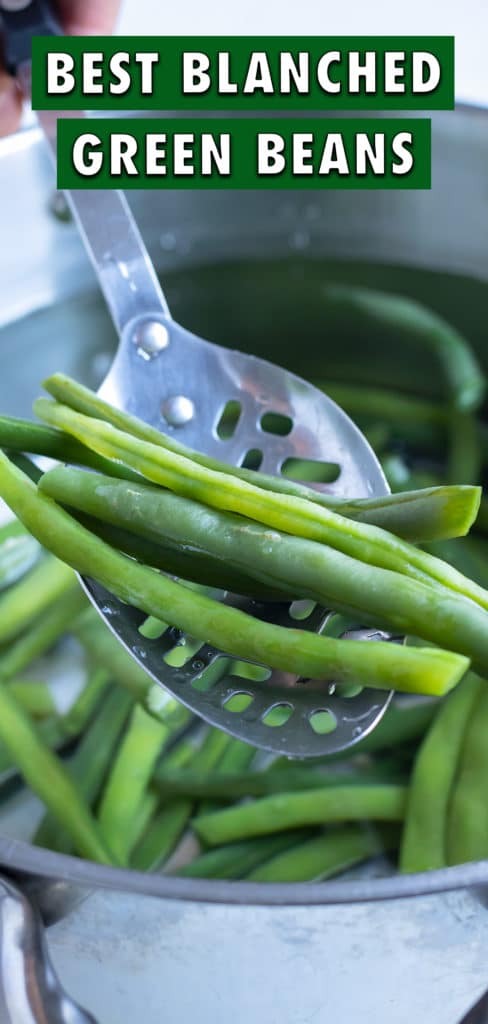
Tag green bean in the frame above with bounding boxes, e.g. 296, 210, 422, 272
0, 455, 471, 696
98, 703, 178, 865
194, 784, 407, 846
41, 375, 479, 542
0, 412, 139, 480
7, 679, 56, 717
447, 411, 482, 485
78, 511, 283, 602
321, 284, 486, 411
0, 518, 40, 590
331, 696, 438, 758
31, 470, 488, 684
425, 537, 488, 593
0, 585, 87, 681
446, 684, 488, 865
130, 800, 193, 871
153, 766, 400, 801
0, 683, 115, 864
35, 399, 488, 612
174, 833, 308, 879
399, 673, 483, 872
59, 666, 110, 739
0, 554, 76, 645
247, 825, 387, 882
35, 686, 133, 853
325, 383, 446, 440
131, 728, 230, 870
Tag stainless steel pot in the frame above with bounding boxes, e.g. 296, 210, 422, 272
0, 106, 487, 1024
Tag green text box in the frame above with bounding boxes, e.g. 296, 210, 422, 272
57, 117, 432, 190
33, 36, 454, 111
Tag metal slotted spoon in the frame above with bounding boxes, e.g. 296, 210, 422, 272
2, 0, 394, 758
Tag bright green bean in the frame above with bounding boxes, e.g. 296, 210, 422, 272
0, 684, 115, 864
0, 554, 76, 645
399, 673, 483, 872
194, 784, 408, 846
0, 585, 87, 681
7, 679, 56, 718
0, 455, 470, 696
0, 518, 40, 590
98, 703, 177, 865
35, 686, 133, 853
247, 825, 386, 882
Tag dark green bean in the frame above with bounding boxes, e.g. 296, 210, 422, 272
446, 685, 488, 865
399, 673, 482, 872
174, 833, 308, 879
247, 825, 387, 882
320, 284, 486, 412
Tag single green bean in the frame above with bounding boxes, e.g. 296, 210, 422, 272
153, 766, 400, 801
399, 673, 483, 872
131, 728, 230, 870
35, 686, 134, 853
0, 412, 139, 480
0, 684, 115, 864
0, 585, 87, 681
194, 784, 408, 846
7, 679, 56, 717
247, 825, 387, 882
98, 702, 178, 865
446, 684, 488, 865
0, 517, 40, 590
130, 800, 193, 872
447, 411, 482, 486
174, 833, 308, 879
320, 284, 486, 411
0, 456, 470, 696
0, 554, 76, 645
36, 399, 488, 610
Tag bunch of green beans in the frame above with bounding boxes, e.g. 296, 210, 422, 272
0, 282, 487, 883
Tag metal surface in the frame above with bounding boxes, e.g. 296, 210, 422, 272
0, 875, 95, 1023
0, 104, 487, 1024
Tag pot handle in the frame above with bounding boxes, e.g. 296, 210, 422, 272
0, 875, 98, 1023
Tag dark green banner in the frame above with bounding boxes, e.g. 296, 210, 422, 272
33, 36, 454, 111
56, 117, 431, 190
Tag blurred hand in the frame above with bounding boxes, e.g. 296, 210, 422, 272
0, 0, 121, 135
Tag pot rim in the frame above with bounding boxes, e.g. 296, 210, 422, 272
3, 834, 488, 905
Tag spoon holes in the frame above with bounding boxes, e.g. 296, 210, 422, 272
260, 412, 293, 436
216, 400, 242, 439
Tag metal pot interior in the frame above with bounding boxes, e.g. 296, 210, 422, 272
0, 106, 487, 903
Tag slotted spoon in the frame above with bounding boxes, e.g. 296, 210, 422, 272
2, 0, 394, 757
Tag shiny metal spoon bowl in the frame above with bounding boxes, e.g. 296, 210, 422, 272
3, 2, 394, 758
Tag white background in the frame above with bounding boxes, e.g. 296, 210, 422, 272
117, 0, 487, 106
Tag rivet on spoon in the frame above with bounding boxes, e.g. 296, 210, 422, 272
161, 395, 195, 427
132, 319, 170, 360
